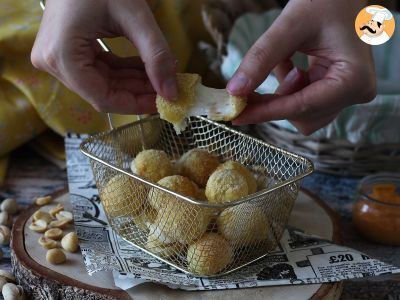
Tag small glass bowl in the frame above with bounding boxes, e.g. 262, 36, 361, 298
353, 173, 400, 246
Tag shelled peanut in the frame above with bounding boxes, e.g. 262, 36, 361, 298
28, 197, 79, 265
0, 197, 22, 299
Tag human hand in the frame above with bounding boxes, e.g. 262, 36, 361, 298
31, 0, 177, 114
227, 0, 376, 135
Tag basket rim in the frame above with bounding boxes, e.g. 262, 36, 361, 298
80, 115, 314, 209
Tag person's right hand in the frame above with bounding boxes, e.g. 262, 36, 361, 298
31, 0, 177, 114
227, 0, 376, 135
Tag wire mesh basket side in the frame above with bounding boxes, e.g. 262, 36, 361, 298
81, 116, 313, 276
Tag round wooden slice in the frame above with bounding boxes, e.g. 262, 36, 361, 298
11, 189, 342, 300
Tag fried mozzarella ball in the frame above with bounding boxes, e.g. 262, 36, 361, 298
131, 206, 158, 232
148, 175, 200, 210
217, 203, 269, 246
130, 149, 173, 183
156, 73, 247, 134
145, 233, 183, 258
100, 174, 144, 217
153, 201, 212, 245
205, 169, 248, 204
216, 160, 257, 194
187, 233, 233, 275
177, 149, 220, 187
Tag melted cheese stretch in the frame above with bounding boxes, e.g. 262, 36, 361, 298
156, 73, 247, 134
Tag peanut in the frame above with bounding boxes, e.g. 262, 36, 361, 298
0, 226, 11, 245
44, 228, 63, 240
55, 211, 73, 223
49, 204, 64, 217
32, 211, 52, 224
29, 220, 47, 233
35, 195, 52, 206
2, 283, 24, 300
0, 211, 12, 227
46, 249, 66, 265
0, 277, 7, 290
0, 198, 18, 215
61, 232, 79, 253
49, 219, 69, 229
38, 237, 58, 249
0, 269, 15, 282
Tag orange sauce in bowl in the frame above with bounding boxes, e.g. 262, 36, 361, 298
353, 183, 400, 246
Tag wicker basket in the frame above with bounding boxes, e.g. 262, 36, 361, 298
201, 0, 400, 176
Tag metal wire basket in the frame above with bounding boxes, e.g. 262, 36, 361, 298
80, 115, 313, 277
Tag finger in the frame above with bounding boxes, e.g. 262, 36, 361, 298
227, 13, 310, 96
290, 112, 338, 135
275, 67, 309, 95
273, 60, 294, 83
109, 77, 155, 94
233, 70, 353, 125
61, 44, 156, 114
307, 56, 331, 83
95, 93, 157, 115
108, 68, 149, 80
92, 60, 154, 94
112, 1, 177, 100
96, 52, 145, 70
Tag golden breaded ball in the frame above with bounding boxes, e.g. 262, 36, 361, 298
156, 73, 201, 134
153, 201, 211, 244
205, 169, 248, 203
148, 175, 199, 210
217, 203, 269, 246
100, 174, 144, 217
145, 233, 183, 258
131, 149, 173, 183
177, 149, 220, 187
131, 206, 158, 232
187, 233, 233, 276
216, 161, 257, 194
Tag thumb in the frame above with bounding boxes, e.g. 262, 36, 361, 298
227, 14, 307, 96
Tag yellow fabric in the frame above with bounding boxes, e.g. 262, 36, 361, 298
0, 0, 210, 163
30, 130, 66, 161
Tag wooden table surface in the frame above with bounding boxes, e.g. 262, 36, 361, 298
0, 147, 399, 299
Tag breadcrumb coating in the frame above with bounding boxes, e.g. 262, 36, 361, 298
216, 161, 257, 194
153, 201, 212, 244
156, 73, 201, 133
156, 73, 247, 134
145, 233, 183, 258
187, 233, 233, 275
100, 174, 144, 217
131, 149, 173, 183
131, 205, 158, 231
217, 203, 269, 246
205, 169, 249, 203
177, 149, 220, 187
148, 175, 199, 210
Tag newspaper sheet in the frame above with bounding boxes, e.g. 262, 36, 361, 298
65, 134, 400, 291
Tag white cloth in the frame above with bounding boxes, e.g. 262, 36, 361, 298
360, 31, 390, 45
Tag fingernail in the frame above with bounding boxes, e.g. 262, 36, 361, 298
227, 73, 249, 95
283, 67, 299, 84
162, 76, 178, 101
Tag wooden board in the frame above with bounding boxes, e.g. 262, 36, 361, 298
11, 189, 342, 300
